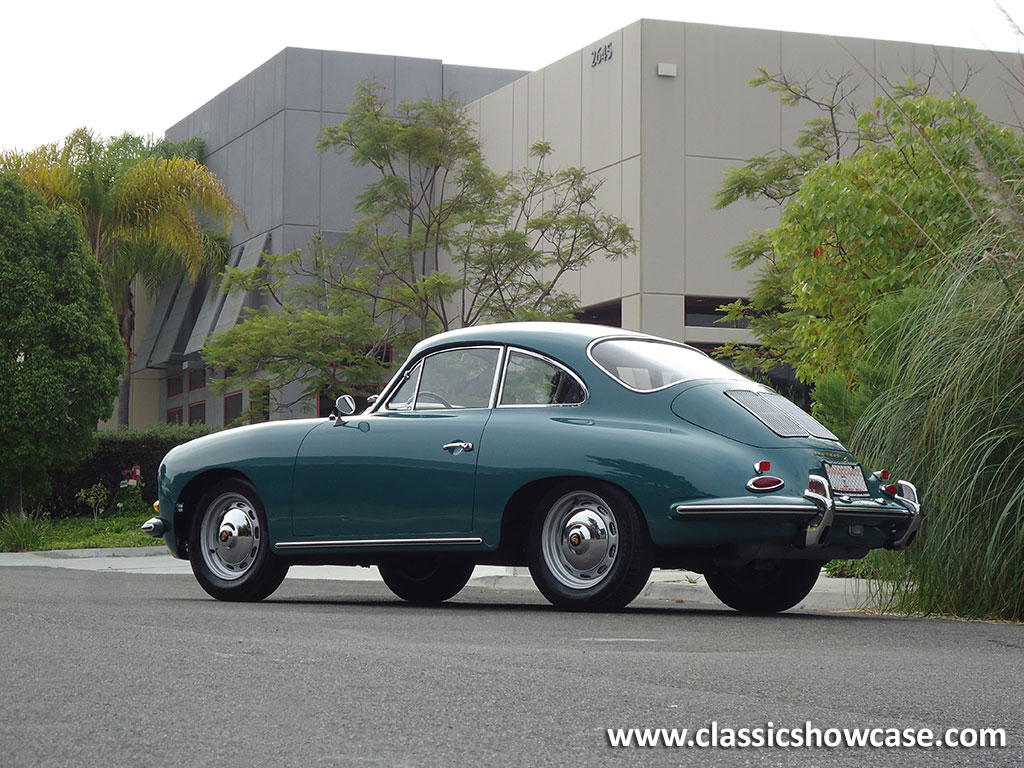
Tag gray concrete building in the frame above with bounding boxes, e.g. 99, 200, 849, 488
120, 48, 525, 428
122, 19, 1022, 429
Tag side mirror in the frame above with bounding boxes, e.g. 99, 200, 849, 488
335, 394, 356, 416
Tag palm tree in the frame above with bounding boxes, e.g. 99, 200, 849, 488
1, 129, 240, 425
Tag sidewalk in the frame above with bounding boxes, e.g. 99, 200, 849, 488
0, 546, 875, 612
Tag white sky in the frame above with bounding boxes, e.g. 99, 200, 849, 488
3, 0, 1023, 152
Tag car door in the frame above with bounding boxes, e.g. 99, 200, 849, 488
290, 346, 501, 540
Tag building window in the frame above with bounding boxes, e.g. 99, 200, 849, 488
223, 391, 243, 426
188, 368, 207, 392
166, 407, 183, 424
685, 296, 750, 329
167, 374, 183, 398
188, 401, 206, 425
575, 300, 621, 328
317, 391, 336, 418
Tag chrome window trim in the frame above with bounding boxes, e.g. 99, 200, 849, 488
277, 536, 484, 549
586, 336, 746, 394
382, 360, 424, 412
377, 345, 503, 413
490, 345, 508, 408
496, 347, 589, 408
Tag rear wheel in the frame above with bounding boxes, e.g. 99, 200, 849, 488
189, 479, 288, 602
528, 481, 652, 611
378, 557, 475, 603
705, 559, 823, 613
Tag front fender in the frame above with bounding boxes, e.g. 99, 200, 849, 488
156, 419, 323, 557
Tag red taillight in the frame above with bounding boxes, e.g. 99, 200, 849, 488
808, 478, 827, 496
747, 475, 785, 493
880, 469, 890, 481
754, 460, 771, 474
883, 484, 899, 496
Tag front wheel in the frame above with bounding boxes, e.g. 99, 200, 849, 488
705, 559, 823, 613
528, 481, 653, 611
378, 558, 475, 603
189, 479, 288, 602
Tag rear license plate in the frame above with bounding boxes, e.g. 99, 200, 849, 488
823, 461, 869, 495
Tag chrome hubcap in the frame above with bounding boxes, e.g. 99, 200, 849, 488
541, 491, 618, 589
200, 493, 261, 581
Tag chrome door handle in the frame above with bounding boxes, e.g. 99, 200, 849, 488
442, 441, 474, 454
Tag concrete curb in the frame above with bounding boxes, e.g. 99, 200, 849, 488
29, 546, 169, 559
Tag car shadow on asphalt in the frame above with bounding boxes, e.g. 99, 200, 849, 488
246, 595, 877, 622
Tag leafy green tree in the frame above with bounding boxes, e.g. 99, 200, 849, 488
0, 129, 238, 425
205, 80, 634, 412
716, 82, 1024, 387
201, 237, 399, 417
453, 141, 635, 325
316, 81, 634, 337
0, 173, 124, 518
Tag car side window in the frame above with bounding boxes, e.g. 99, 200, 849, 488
383, 362, 422, 411
500, 350, 586, 406
414, 347, 500, 410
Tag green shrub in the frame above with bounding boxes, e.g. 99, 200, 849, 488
75, 483, 109, 521
44, 424, 217, 517
824, 550, 909, 581
0, 514, 46, 552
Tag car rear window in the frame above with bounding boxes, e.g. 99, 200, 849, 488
590, 338, 747, 392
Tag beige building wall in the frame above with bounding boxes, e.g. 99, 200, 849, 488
469, 18, 1021, 347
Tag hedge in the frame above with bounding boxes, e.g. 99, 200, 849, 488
43, 424, 219, 518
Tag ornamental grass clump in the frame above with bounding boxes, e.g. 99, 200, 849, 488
853, 237, 1024, 620
0, 513, 45, 552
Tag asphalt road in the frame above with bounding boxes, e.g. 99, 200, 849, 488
1, 567, 1021, 768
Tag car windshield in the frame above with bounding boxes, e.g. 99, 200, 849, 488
590, 338, 747, 392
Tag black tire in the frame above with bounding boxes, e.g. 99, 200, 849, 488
705, 559, 823, 613
188, 478, 288, 602
527, 480, 653, 611
378, 557, 475, 603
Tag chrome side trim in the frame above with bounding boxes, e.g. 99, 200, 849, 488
674, 504, 816, 515
672, 502, 912, 519
834, 505, 912, 519
276, 536, 484, 550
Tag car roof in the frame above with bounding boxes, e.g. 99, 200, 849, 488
411, 322, 657, 357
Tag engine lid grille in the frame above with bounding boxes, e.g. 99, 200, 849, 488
725, 390, 838, 441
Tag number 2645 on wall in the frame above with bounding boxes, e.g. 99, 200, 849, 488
591, 43, 613, 67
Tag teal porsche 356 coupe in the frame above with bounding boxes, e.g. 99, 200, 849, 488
144, 322, 921, 612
